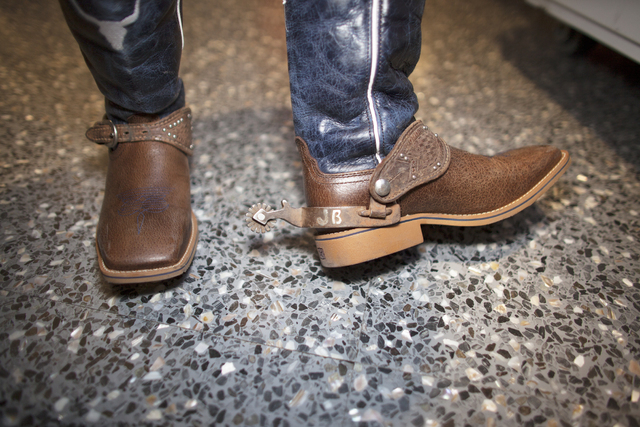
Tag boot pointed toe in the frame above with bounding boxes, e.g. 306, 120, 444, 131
401, 144, 565, 216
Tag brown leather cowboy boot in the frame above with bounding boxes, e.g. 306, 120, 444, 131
247, 121, 569, 267
245, 0, 570, 267
86, 107, 198, 283
296, 121, 570, 267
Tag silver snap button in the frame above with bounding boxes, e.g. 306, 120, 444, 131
374, 179, 391, 197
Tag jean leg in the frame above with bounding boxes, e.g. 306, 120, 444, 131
59, 0, 185, 122
285, 0, 425, 173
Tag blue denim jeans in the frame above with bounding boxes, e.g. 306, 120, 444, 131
60, 0, 425, 172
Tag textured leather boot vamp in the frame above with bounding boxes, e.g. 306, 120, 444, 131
98, 141, 192, 269
88, 107, 197, 283
399, 145, 563, 216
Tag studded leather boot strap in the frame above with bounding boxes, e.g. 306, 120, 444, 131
369, 120, 451, 204
85, 107, 193, 156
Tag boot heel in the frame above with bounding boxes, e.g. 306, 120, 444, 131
314, 220, 424, 268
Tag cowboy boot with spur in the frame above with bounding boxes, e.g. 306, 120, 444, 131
246, 0, 570, 267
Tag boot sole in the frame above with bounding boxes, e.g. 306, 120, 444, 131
315, 150, 571, 268
97, 211, 199, 284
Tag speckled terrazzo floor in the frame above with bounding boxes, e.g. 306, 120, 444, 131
1, 0, 640, 426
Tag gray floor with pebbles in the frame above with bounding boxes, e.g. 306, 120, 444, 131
1, 0, 640, 426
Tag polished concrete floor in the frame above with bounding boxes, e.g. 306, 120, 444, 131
1, 0, 640, 426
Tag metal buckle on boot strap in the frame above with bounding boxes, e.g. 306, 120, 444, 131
106, 120, 119, 149
86, 120, 120, 149
246, 199, 400, 233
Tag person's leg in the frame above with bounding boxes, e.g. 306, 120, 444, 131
60, 0, 197, 283
59, 0, 185, 122
247, 0, 570, 267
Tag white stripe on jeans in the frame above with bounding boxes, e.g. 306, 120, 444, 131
177, 0, 184, 49
366, 0, 382, 164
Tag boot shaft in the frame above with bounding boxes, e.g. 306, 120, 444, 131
59, 0, 185, 122
284, 0, 426, 173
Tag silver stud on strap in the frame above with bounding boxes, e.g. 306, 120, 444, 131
374, 179, 391, 197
